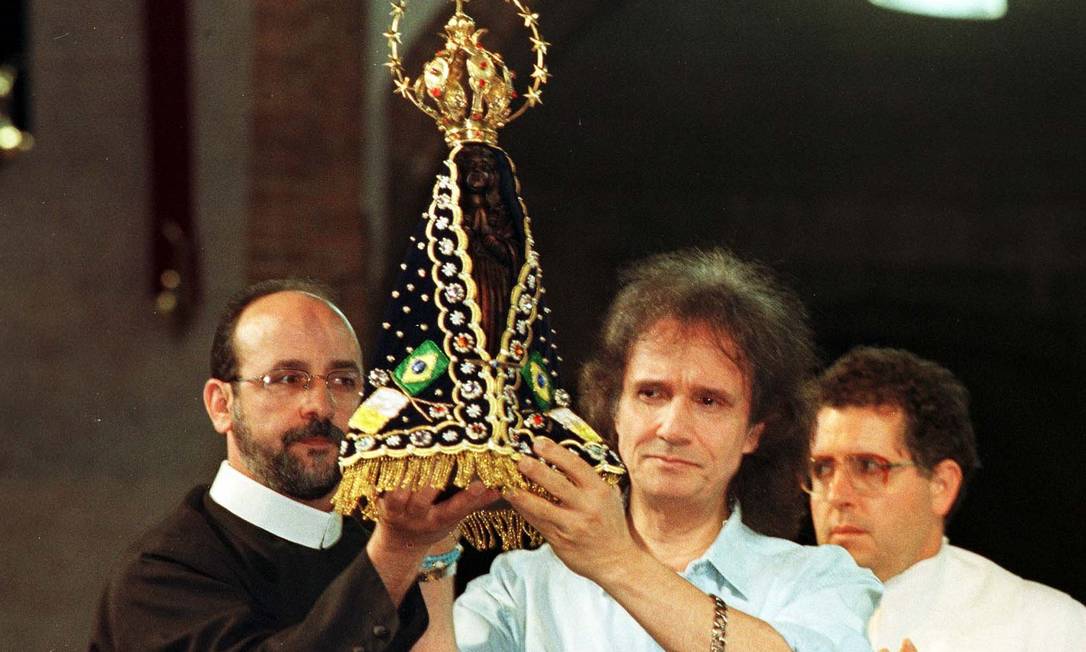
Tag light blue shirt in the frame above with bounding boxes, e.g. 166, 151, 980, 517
454, 506, 880, 651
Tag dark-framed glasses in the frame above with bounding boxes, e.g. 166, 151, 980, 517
802, 453, 920, 498
232, 368, 362, 401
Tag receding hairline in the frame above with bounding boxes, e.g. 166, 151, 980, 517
239, 290, 354, 329
231, 290, 360, 362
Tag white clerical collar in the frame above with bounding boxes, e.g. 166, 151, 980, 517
208, 460, 343, 549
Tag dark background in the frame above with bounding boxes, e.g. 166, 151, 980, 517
1, 0, 30, 131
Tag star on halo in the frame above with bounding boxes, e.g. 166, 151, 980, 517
518, 10, 539, 28
530, 36, 551, 55
530, 65, 551, 84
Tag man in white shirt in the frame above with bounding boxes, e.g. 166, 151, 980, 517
808, 346, 1086, 652
92, 279, 496, 651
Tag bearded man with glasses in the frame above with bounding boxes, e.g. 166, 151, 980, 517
809, 346, 1085, 652
91, 279, 498, 651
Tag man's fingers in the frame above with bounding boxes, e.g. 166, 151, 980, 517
901, 639, 917, 652
378, 488, 412, 515
402, 486, 441, 513
517, 451, 581, 506
429, 482, 501, 525
531, 438, 598, 488
505, 485, 566, 535
375, 482, 501, 549
376, 487, 444, 527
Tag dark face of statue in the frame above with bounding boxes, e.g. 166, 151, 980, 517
462, 145, 498, 193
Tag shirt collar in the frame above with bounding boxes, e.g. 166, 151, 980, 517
208, 460, 343, 549
690, 503, 753, 600
885, 535, 950, 590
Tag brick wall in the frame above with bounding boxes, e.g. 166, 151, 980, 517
249, 0, 369, 327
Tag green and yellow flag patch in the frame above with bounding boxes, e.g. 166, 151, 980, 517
521, 351, 553, 409
394, 339, 450, 396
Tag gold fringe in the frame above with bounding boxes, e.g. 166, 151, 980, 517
458, 508, 544, 551
332, 450, 625, 550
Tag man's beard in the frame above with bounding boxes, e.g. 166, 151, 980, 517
232, 407, 345, 501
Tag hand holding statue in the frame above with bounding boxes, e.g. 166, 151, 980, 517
506, 437, 634, 580
367, 482, 499, 605
372, 481, 500, 550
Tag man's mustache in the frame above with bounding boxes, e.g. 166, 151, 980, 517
281, 419, 345, 446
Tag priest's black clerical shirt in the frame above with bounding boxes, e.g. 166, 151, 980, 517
90, 473, 426, 651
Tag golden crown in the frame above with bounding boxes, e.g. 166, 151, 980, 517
385, 0, 550, 147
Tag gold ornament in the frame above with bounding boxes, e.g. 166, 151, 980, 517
384, 0, 550, 146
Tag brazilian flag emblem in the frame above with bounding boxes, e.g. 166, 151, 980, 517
521, 351, 553, 409
393, 340, 450, 396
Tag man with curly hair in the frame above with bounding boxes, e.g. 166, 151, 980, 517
417, 248, 881, 651
809, 346, 1085, 652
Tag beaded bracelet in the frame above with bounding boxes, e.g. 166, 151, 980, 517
709, 595, 728, 651
418, 543, 463, 583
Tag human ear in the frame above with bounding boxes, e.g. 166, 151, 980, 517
929, 458, 963, 518
203, 379, 234, 435
743, 422, 766, 454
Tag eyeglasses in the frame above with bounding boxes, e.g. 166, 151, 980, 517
803, 454, 920, 498
231, 368, 362, 402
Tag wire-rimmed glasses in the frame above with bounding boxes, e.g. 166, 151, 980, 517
803, 453, 920, 498
231, 368, 362, 403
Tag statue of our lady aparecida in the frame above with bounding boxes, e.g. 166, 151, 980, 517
334, 1, 625, 550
